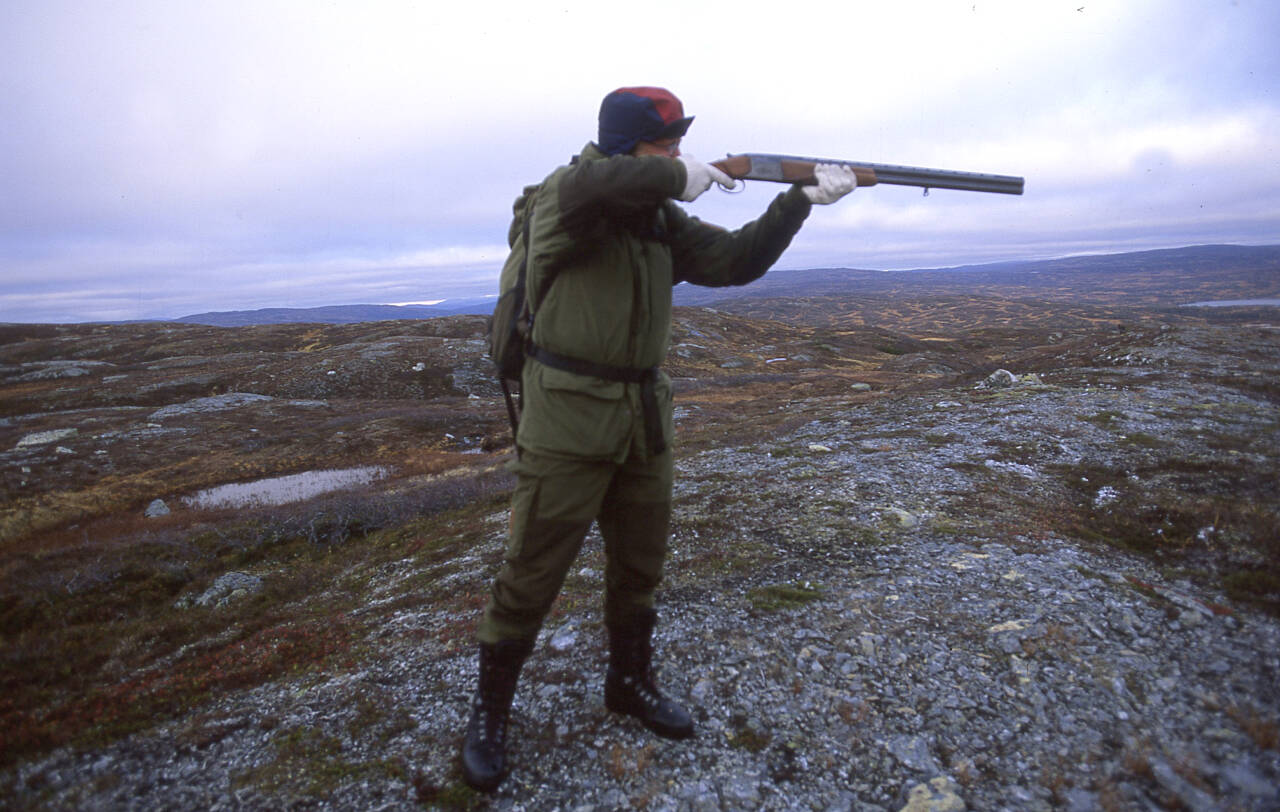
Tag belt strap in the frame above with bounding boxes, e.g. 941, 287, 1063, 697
528, 344, 666, 456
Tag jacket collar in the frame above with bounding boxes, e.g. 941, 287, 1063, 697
576, 142, 608, 164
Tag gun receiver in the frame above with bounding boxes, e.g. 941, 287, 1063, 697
712, 153, 1024, 196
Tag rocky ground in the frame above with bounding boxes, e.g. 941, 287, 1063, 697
4, 319, 1278, 810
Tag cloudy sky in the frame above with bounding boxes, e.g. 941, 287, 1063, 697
2, 0, 1277, 323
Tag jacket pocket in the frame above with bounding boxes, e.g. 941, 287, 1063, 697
540, 365, 625, 400
518, 362, 630, 459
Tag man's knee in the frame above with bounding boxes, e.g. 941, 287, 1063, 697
482, 516, 592, 642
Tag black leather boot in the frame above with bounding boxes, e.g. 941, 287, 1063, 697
461, 637, 534, 792
605, 608, 694, 739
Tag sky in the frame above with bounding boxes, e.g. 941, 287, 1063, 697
2, 0, 1277, 323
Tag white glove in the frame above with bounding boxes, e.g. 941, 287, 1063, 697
677, 154, 734, 202
802, 163, 858, 205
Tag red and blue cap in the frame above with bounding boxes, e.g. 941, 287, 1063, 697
597, 86, 695, 156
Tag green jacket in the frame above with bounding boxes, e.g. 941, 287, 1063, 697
514, 142, 813, 463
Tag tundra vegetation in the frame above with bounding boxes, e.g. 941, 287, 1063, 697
2, 246, 1278, 809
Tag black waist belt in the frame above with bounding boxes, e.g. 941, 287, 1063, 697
528, 344, 666, 456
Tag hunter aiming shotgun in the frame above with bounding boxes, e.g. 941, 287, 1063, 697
712, 153, 1025, 196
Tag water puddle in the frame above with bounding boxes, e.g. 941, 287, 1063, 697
182, 466, 389, 510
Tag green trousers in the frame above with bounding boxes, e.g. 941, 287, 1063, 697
478, 447, 673, 644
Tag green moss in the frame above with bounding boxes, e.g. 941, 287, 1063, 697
1081, 410, 1123, 428
849, 525, 892, 546
747, 582, 824, 612
1223, 570, 1280, 613
928, 517, 967, 537
234, 725, 408, 799
1119, 432, 1163, 448
729, 725, 772, 752
414, 779, 486, 809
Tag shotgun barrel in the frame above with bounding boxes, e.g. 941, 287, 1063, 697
712, 153, 1025, 196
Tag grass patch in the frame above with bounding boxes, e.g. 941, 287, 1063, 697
412, 776, 487, 809
1072, 502, 1201, 555
728, 724, 772, 753
924, 432, 960, 446
927, 517, 971, 537
747, 582, 825, 612
1119, 432, 1163, 449
679, 538, 776, 577
0, 484, 510, 768
1049, 460, 1280, 617
1222, 570, 1280, 615
1080, 410, 1123, 429
848, 524, 892, 546
233, 724, 408, 800
987, 439, 1055, 464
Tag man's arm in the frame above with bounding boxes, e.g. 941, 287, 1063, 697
557, 155, 685, 232
668, 163, 856, 287
668, 185, 814, 288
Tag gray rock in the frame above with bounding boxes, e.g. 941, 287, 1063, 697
887, 734, 941, 773
549, 624, 578, 653
676, 779, 720, 812
144, 499, 171, 518
13, 360, 112, 381
1220, 760, 1279, 799
192, 572, 263, 608
150, 393, 274, 420
977, 368, 1017, 389
881, 507, 918, 528
720, 772, 762, 809
899, 777, 965, 811
15, 428, 78, 448
1062, 788, 1098, 812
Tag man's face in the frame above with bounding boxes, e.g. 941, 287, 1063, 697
632, 137, 681, 158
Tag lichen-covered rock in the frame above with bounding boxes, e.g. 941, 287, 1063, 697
183, 571, 264, 608
977, 368, 1017, 388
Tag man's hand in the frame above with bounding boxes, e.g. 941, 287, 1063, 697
677, 155, 734, 202
802, 163, 858, 205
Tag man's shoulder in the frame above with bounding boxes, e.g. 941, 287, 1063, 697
531, 144, 605, 204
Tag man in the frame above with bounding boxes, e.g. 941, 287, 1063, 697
462, 86, 856, 791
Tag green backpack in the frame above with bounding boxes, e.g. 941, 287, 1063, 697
487, 184, 560, 439
488, 185, 538, 383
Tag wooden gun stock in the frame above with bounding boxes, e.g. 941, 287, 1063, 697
711, 153, 1024, 196
712, 155, 878, 187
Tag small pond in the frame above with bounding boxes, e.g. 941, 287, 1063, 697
183, 466, 389, 510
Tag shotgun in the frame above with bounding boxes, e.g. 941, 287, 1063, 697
711, 153, 1025, 196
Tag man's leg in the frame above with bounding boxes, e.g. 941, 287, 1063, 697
479, 451, 616, 642
596, 448, 693, 739
463, 451, 613, 791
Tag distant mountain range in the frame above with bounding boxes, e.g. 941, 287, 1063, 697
174, 244, 1280, 326
176, 299, 497, 327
